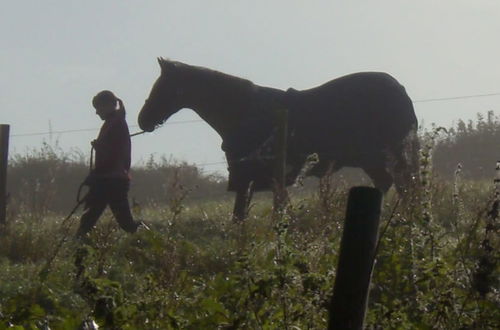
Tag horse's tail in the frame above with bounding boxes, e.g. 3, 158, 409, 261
407, 124, 420, 183
392, 123, 420, 195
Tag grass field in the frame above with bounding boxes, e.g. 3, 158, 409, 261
1, 171, 499, 329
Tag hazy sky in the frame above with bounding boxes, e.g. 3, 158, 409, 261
1, 1, 499, 175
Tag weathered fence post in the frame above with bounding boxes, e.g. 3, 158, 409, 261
0, 124, 10, 225
273, 108, 288, 217
328, 186, 383, 330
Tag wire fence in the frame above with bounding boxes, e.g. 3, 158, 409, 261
6, 91, 500, 168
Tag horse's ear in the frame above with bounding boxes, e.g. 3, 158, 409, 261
157, 57, 165, 71
157, 57, 174, 74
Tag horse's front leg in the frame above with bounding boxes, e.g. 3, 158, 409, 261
232, 181, 254, 222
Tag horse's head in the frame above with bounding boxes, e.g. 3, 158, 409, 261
138, 58, 182, 132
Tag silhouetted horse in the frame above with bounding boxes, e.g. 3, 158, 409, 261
139, 58, 419, 221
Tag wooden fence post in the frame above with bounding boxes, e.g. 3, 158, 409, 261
273, 108, 288, 217
328, 186, 383, 330
0, 124, 10, 225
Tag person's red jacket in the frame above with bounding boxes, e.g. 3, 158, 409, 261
92, 109, 131, 179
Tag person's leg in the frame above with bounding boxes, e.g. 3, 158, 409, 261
75, 183, 107, 238
108, 179, 139, 233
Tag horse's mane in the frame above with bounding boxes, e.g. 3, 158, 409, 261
172, 60, 256, 95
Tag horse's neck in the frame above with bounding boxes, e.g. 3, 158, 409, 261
187, 101, 241, 141
179, 73, 253, 140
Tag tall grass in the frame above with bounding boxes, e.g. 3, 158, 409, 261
1, 116, 500, 328
1, 168, 498, 328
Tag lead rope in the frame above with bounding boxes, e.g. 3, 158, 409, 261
68, 131, 144, 229
39, 132, 145, 280
71, 130, 145, 219
39, 145, 95, 280
130, 130, 146, 137
72, 130, 145, 218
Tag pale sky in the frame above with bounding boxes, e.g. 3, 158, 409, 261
1, 1, 500, 175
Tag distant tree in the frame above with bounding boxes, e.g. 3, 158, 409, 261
433, 111, 500, 179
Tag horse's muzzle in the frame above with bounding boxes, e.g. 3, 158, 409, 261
138, 113, 156, 132
138, 121, 155, 132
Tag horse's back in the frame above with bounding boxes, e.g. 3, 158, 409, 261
288, 72, 416, 146
295, 72, 411, 114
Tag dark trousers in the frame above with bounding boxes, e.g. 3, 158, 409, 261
76, 178, 138, 237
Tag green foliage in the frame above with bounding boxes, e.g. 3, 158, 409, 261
1, 174, 498, 329
2, 120, 500, 328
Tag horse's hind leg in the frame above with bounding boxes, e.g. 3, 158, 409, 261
362, 162, 393, 193
392, 150, 411, 195
390, 139, 420, 195
232, 181, 254, 222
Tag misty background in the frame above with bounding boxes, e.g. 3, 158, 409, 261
1, 1, 500, 176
